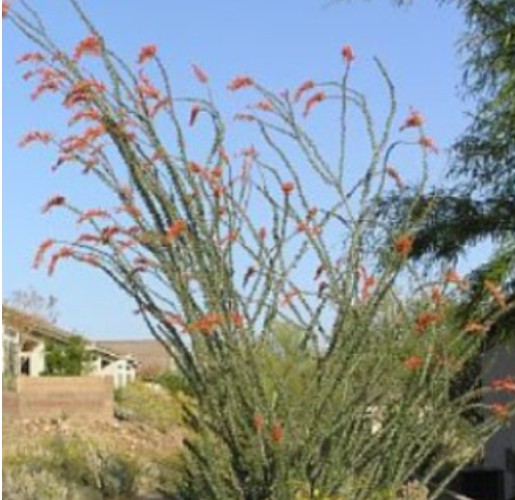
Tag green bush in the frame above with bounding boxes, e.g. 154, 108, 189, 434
115, 380, 185, 432
155, 370, 194, 396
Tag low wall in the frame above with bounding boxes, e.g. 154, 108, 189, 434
3, 376, 114, 421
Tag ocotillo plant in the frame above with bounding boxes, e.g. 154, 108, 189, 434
5, 1, 515, 498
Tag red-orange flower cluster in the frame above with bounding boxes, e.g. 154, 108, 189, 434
463, 322, 486, 335
303, 91, 325, 117
419, 136, 439, 154
254, 100, 273, 112
17, 52, 45, 64
394, 234, 413, 258
48, 247, 74, 276
19, 131, 53, 148
189, 104, 201, 127
73, 35, 102, 60
415, 311, 442, 334
166, 219, 188, 243
400, 109, 424, 131
138, 44, 157, 64
228, 75, 254, 91
270, 422, 284, 443
2, 1, 9, 18
192, 64, 209, 84
33, 239, 55, 269
294, 80, 315, 103
64, 79, 106, 108
77, 208, 110, 224
188, 312, 224, 335
403, 356, 424, 371
281, 181, 295, 196
491, 377, 515, 393
491, 403, 510, 420
41, 195, 66, 214
342, 44, 355, 64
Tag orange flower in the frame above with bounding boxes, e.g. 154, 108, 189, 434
303, 91, 325, 117
230, 311, 245, 328
48, 247, 74, 276
188, 161, 205, 175
77, 209, 110, 224
68, 109, 101, 126
258, 227, 267, 241
281, 181, 295, 196
342, 44, 355, 64
192, 64, 209, 84
294, 80, 315, 102
415, 311, 442, 334
464, 322, 486, 335
189, 104, 201, 127
491, 403, 510, 420
64, 79, 106, 108
73, 35, 102, 60
33, 239, 55, 269
210, 166, 224, 180
403, 356, 424, 371
491, 377, 515, 393
41, 195, 66, 214
17, 52, 45, 64
138, 44, 157, 64
419, 136, 439, 154
484, 279, 507, 309
400, 109, 424, 131
270, 422, 284, 443
252, 413, 265, 433
19, 131, 53, 148
213, 185, 226, 200
188, 312, 223, 335
297, 221, 309, 233
394, 234, 413, 258
2, 1, 9, 18
166, 219, 188, 243
78, 254, 100, 267
255, 100, 273, 112
228, 76, 254, 91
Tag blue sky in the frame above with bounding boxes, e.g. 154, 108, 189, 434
3, 0, 472, 339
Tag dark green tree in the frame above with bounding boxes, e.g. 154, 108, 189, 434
339, 0, 515, 334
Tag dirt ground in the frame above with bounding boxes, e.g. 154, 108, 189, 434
2, 416, 186, 461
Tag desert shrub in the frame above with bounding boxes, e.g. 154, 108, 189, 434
3, 435, 139, 499
115, 380, 185, 432
2, 466, 79, 500
5, 2, 515, 498
46, 436, 138, 498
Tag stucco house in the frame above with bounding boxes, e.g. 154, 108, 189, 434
480, 336, 515, 500
2, 305, 137, 388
